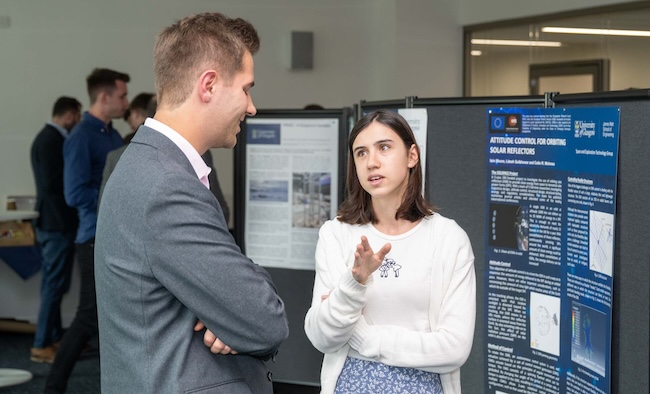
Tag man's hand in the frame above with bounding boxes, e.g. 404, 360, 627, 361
194, 321, 238, 355
352, 236, 391, 284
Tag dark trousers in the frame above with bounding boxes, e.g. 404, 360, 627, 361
45, 239, 98, 393
33, 228, 76, 349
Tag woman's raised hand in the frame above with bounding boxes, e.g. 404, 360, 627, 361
352, 235, 391, 284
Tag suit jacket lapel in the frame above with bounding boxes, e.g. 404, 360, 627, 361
130, 125, 197, 179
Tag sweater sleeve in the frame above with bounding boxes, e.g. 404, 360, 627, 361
347, 223, 476, 373
304, 220, 371, 354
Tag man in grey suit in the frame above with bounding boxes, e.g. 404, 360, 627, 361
95, 12, 289, 394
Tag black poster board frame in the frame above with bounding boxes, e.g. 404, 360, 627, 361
412, 90, 649, 394
232, 108, 351, 386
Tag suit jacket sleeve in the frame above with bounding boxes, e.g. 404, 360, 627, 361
143, 170, 288, 358
99, 147, 124, 205
33, 131, 63, 205
201, 150, 230, 223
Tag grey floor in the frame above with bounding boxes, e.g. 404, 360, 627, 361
0, 331, 99, 393
0, 330, 318, 393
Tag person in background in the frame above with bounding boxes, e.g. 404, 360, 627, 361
305, 109, 476, 394
122, 92, 154, 143
99, 92, 155, 199
45, 68, 129, 394
95, 12, 287, 394
29, 96, 81, 364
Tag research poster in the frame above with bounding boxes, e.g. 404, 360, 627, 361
243, 117, 339, 270
485, 107, 620, 394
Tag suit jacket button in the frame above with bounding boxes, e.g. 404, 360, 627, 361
267, 371, 273, 381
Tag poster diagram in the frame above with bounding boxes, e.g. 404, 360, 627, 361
589, 210, 614, 276
250, 180, 289, 202
571, 302, 607, 377
488, 203, 529, 251
292, 172, 331, 228
530, 291, 561, 356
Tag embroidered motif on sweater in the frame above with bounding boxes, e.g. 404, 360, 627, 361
378, 257, 402, 278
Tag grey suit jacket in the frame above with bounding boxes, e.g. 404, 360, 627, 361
100, 145, 230, 224
95, 126, 288, 394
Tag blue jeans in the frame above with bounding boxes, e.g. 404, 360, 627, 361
33, 228, 76, 348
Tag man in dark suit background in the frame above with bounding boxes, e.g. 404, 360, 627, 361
29, 97, 81, 363
95, 12, 288, 394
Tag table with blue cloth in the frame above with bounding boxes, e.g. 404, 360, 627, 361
0, 210, 40, 388
0, 210, 41, 279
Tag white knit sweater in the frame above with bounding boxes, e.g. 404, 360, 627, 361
304, 213, 476, 394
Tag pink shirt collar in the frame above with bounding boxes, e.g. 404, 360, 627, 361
144, 118, 211, 189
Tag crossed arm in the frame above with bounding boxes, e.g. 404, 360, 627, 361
194, 321, 238, 354
145, 174, 289, 358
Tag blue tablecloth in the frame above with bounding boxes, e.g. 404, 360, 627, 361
0, 246, 42, 280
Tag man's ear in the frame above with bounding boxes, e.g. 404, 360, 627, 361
198, 70, 218, 102
97, 90, 108, 105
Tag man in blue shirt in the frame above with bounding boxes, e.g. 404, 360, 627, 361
45, 68, 129, 394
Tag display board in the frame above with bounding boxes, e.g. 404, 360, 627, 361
231, 92, 649, 391
358, 98, 407, 117
233, 108, 351, 385
414, 91, 649, 394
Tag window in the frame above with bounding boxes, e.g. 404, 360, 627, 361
464, 2, 650, 96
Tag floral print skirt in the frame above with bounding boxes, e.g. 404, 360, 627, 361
334, 356, 443, 394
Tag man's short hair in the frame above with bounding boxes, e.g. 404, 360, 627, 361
52, 96, 81, 117
123, 92, 155, 121
154, 12, 260, 108
86, 68, 131, 104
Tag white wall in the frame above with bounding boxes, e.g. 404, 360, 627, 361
395, 0, 462, 97
0, 0, 462, 214
0, 0, 633, 206
0, 0, 463, 323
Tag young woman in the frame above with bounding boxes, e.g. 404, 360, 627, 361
305, 110, 476, 394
